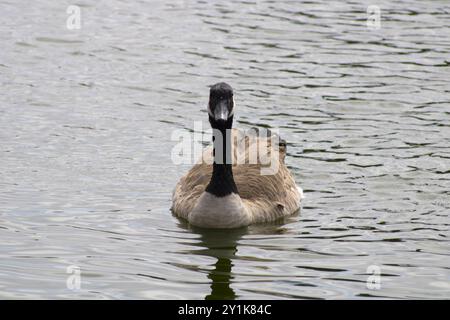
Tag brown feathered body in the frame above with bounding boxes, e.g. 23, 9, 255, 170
172, 128, 302, 227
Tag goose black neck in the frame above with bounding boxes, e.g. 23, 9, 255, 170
205, 116, 238, 197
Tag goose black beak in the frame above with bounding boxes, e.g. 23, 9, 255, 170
214, 100, 229, 121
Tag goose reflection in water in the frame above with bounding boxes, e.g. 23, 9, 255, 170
177, 218, 294, 300
188, 227, 245, 300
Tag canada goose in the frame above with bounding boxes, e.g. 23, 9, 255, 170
172, 82, 303, 228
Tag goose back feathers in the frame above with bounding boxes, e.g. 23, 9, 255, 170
172, 128, 302, 228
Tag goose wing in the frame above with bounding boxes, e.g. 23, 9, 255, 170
231, 128, 301, 222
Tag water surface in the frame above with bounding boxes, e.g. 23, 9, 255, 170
0, 0, 449, 299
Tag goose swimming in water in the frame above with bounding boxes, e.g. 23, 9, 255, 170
172, 82, 303, 228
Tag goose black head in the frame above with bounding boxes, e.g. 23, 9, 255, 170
208, 82, 234, 129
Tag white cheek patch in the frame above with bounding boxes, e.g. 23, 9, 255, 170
229, 97, 235, 116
